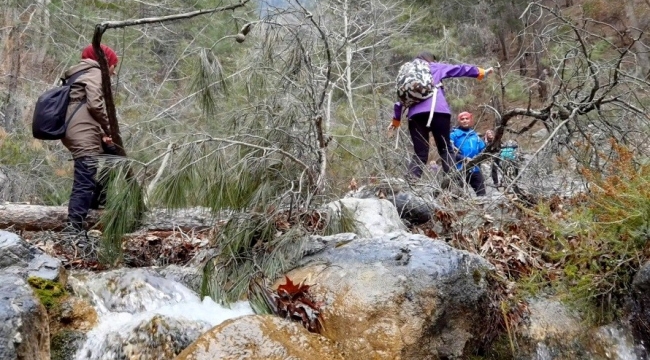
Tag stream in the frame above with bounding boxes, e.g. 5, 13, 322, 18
68, 268, 253, 360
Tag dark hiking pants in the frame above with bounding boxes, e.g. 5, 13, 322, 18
408, 112, 455, 178
466, 170, 486, 196
68, 157, 106, 230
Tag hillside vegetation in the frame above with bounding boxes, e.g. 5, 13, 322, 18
2, 0, 650, 353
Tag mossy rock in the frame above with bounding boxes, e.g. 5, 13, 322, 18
51, 329, 86, 360
28, 276, 67, 309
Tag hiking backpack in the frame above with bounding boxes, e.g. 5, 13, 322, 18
500, 141, 519, 161
395, 59, 438, 108
32, 70, 87, 140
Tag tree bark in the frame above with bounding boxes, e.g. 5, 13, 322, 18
624, 0, 650, 77
1, 8, 22, 132
0, 204, 219, 232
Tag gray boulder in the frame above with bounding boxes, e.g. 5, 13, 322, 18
515, 297, 644, 359
283, 231, 494, 359
630, 261, 650, 349
0, 230, 65, 283
325, 198, 407, 237
345, 179, 439, 225
0, 273, 50, 360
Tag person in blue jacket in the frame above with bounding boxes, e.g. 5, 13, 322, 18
450, 111, 486, 196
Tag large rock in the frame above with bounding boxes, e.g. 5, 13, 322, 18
629, 261, 650, 349
0, 230, 65, 283
283, 231, 494, 359
325, 198, 406, 237
175, 315, 345, 360
345, 179, 439, 225
516, 298, 587, 359
0, 273, 50, 360
515, 298, 644, 359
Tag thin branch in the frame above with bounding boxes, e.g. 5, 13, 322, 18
504, 108, 579, 194
96, 0, 250, 30
91, 0, 251, 156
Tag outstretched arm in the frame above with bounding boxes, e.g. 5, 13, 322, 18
433, 63, 493, 81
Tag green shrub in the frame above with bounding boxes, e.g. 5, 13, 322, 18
532, 140, 650, 323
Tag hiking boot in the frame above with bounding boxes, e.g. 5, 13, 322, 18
61, 223, 88, 238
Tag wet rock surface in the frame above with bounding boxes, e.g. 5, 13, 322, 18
515, 298, 642, 360
629, 261, 650, 352
0, 230, 65, 283
0, 273, 50, 360
51, 330, 86, 360
76, 315, 211, 360
176, 315, 345, 360
284, 231, 494, 359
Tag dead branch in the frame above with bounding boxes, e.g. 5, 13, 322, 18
91, 0, 251, 156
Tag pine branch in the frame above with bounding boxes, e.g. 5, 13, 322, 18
91, 0, 251, 156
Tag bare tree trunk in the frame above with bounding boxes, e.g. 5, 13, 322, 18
1, 8, 22, 132
497, 29, 508, 61
624, 0, 650, 77
35, 0, 51, 65
342, 0, 361, 135
0, 204, 219, 232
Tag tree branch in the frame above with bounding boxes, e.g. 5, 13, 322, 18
97, 0, 250, 30
91, 0, 251, 157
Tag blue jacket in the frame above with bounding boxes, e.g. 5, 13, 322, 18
450, 127, 485, 172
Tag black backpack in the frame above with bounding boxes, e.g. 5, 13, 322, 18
32, 70, 87, 140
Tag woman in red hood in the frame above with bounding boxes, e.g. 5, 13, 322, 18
62, 44, 119, 236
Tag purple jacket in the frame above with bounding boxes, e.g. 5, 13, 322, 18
393, 62, 485, 120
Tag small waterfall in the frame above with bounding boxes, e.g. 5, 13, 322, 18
70, 268, 253, 360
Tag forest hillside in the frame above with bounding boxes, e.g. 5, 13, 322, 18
2, 0, 650, 353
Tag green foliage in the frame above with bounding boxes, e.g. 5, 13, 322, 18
27, 277, 66, 309
530, 143, 650, 323
501, 74, 529, 104
192, 48, 228, 118
99, 161, 146, 265
201, 215, 305, 306
323, 201, 358, 235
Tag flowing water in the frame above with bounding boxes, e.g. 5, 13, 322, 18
65, 267, 645, 360
69, 268, 253, 360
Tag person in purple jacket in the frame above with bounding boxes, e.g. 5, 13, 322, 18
388, 52, 493, 178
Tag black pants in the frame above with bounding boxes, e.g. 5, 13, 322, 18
68, 157, 107, 230
466, 170, 486, 196
408, 112, 455, 177
491, 159, 500, 186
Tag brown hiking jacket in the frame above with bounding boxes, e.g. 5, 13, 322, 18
61, 59, 112, 159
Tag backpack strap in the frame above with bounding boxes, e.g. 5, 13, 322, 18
62, 70, 88, 129
425, 83, 443, 127
62, 69, 87, 86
